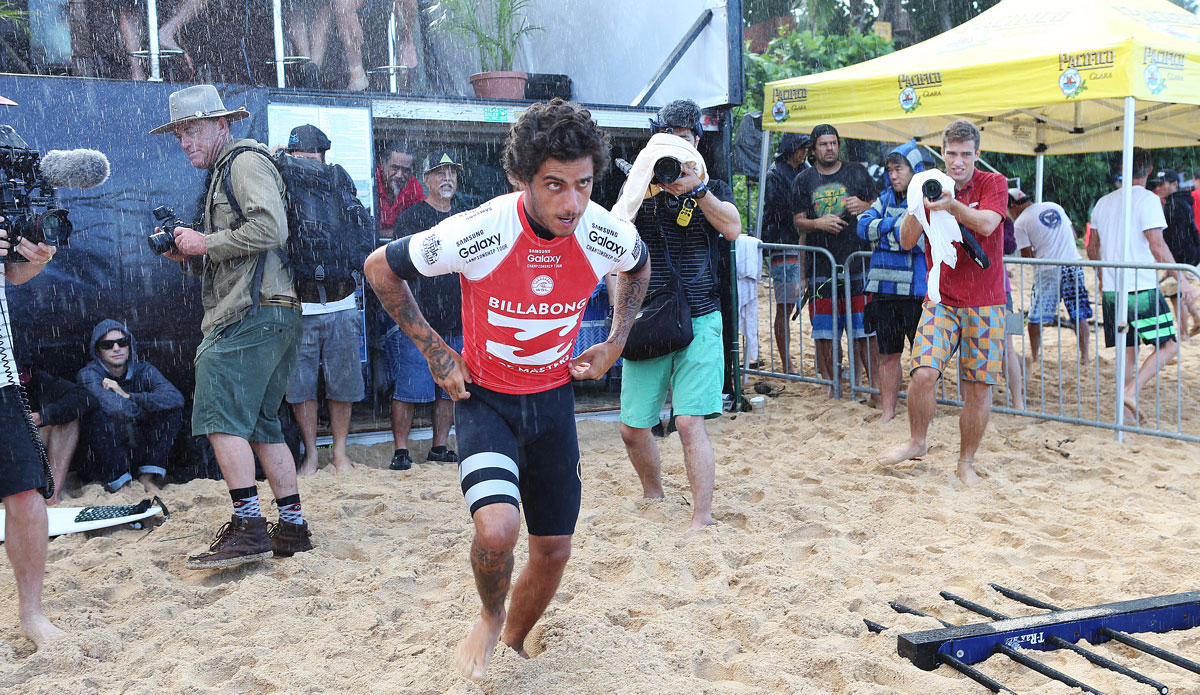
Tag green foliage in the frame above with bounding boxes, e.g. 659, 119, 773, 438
427, 0, 542, 73
991, 147, 1200, 233
743, 28, 894, 112
899, 0, 1000, 43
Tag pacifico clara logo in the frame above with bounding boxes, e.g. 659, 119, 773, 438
1057, 50, 1116, 99
896, 71, 941, 113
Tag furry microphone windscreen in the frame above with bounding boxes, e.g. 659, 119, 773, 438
39, 149, 110, 189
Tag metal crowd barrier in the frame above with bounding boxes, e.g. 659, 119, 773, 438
741, 245, 1200, 444
742, 242, 840, 396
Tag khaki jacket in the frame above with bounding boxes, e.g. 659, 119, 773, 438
183, 139, 294, 337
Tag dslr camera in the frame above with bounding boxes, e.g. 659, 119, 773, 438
652, 156, 683, 185
920, 178, 990, 270
0, 126, 73, 263
147, 205, 183, 255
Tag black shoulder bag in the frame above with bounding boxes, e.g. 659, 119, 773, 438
623, 233, 709, 361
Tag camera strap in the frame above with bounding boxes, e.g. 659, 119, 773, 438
212, 146, 287, 317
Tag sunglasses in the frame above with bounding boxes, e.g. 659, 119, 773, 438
97, 337, 131, 350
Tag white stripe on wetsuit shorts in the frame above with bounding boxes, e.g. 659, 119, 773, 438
459, 451, 521, 513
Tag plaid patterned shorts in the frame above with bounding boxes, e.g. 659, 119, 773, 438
1028, 265, 1093, 324
910, 302, 1006, 384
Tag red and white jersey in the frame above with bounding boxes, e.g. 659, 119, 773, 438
393, 192, 645, 394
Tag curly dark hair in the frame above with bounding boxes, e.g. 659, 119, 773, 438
503, 99, 611, 184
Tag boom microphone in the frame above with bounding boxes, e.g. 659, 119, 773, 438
38, 149, 110, 189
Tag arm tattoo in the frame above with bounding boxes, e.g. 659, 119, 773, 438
608, 267, 650, 344
373, 274, 452, 371
470, 538, 514, 616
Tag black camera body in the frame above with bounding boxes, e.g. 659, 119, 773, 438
919, 176, 990, 270
147, 205, 182, 255
922, 178, 943, 201
0, 126, 73, 263
652, 156, 682, 185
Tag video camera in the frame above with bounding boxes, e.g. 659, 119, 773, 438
921, 178, 990, 270
0, 125, 109, 263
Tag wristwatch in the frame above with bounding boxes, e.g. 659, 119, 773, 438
688, 182, 708, 199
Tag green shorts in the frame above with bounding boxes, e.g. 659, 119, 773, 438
619, 310, 724, 428
193, 305, 302, 441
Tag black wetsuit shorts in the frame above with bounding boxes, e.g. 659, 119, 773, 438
0, 386, 47, 499
454, 381, 581, 536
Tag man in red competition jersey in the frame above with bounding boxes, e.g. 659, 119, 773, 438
365, 99, 650, 680
880, 119, 1008, 487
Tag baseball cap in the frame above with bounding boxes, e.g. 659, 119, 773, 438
287, 124, 331, 153
422, 150, 463, 175
1148, 169, 1179, 185
1008, 187, 1030, 205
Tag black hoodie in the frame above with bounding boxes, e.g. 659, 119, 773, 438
76, 319, 184, 421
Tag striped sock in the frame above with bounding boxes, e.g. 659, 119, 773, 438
230, 486, 261, 518
276, 494, 303, 524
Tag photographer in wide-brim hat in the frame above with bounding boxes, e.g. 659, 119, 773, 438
150, 84, 315, 570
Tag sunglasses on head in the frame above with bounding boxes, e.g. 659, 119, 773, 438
97, 337, 130, 350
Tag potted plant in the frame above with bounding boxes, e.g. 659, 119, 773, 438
428, 0, 542, 99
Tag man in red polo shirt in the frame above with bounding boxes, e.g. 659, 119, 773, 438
880, 119, 1007, 486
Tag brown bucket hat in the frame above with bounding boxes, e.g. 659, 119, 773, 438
150, 85, 249, 135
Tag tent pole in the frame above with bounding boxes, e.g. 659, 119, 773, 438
1113, 97, 1135, 442
273, 0, 286, 88
754, 130, 771, 237
1034, 154, 1044, 203
146, 0, 162, 82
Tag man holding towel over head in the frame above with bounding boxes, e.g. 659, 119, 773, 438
880, 119, 1008, 487
613, 99, 741, 530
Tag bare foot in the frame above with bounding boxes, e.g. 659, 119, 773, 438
501, 637, 530, 659
297, 456, 319, 477
956, 460, 983, 487
139, 475, 161, 494
455, 613, 505, 680
20, 613, 65, 649
347, 67, 368, 92
688, 516, 715, 531
331, 455, 354, 473
877, 410, 895, 425
117, 484, 139, 499
878, 440, 928, 466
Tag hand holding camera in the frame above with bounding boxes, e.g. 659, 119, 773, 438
655, 158, 702, 198
148, 205, 205, 260
0, 218, 56, 264
921, 179, 990, 270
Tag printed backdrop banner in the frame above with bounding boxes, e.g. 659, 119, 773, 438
763, 0, 1200, 154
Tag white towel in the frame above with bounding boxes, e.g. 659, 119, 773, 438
734, 235, 762, 364
611, 133, 709, 222
735, 235, 762, 279
905, 170, 960, 303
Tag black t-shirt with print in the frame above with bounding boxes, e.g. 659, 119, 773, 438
790, 162, 876, 286
393, 200, 462, 335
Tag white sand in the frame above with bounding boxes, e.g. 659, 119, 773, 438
3, 371, 1200, 694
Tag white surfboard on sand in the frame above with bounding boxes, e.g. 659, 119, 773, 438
0, 497, 168, 541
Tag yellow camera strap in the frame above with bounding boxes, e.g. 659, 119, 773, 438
675, 197, 697, 226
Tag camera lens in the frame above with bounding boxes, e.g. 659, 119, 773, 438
922, 179, 942, 200
36, 210, 71, 246
653, 157, 682, 185
147, 230, 176, 255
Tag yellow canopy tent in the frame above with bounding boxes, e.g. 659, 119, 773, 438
762, 0, 1200, 155
757, 0, 1200, 438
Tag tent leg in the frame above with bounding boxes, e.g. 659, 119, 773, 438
1113, 96, 1135, 442
1034, 154, 1044, 203
754, 129, 771, 238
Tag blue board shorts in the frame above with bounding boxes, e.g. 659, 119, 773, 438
0, 386, 46, 499
385, 328, 463, 403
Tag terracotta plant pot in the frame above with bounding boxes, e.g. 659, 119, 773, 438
469, 71, 528, 100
